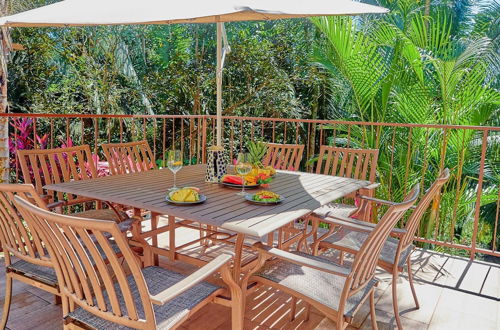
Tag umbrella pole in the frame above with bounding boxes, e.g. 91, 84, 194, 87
216, 22, 222, 147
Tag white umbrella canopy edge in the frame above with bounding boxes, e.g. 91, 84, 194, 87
0, 0, 389, 26
0, 0, 389, 147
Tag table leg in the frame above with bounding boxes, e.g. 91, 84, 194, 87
150, 213, 160, 265
132, 208, 153, 267
168, 215, 176, 261
267, 232, 274, 246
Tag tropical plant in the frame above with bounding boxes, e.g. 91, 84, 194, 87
4, 0, 499, 255
247, 140, 268, 167
311, 0, 499, 251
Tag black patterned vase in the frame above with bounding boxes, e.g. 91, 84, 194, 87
205, 146, 228, 183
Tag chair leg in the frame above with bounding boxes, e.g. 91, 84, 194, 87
304, 303, 311, 322
407, 258, 420, 309
370, 289, 378, 330
290, 296, 297, 321
339, 251, 344, 265
0, 274, 12, 329
62, 296, 69, 316
336, 315, 347, 330
312, 240, 320, 256
221, 266, 244, 330
392, 270, 403, 329
54, 294, 62, 305
230, 286, 244, 330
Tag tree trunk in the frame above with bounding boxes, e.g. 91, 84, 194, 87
0, 0, 11, 183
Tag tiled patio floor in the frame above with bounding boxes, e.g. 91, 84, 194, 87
0, 240, 498, 329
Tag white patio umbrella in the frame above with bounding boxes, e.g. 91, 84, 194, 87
0, 0, 388, 147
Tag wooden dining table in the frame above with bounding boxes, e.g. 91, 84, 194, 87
44, 164, 373, 277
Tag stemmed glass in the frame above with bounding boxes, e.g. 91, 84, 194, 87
235, 153, 252, 196
167, 150, 183, 191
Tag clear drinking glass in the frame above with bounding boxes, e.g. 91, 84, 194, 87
167, 150, 183, 190
235, 153, 252, 196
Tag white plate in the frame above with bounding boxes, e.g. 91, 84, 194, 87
165, 194, 207, 205
244, 193, 284, 205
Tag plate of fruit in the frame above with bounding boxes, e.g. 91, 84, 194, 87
166, 187, 206, 205
221, 175, 261, 189
245, 191, 284, 205
222, 167, 276, 189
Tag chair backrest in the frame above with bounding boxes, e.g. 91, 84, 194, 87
102, 140, 157, 175
400, 169, 450, 250
315, 146, 379, 182
17, 145, 98, 203
262, 143, 305, 171
0, 184, 50, 267
347, 184, 420, 294
15, 195, 156, 329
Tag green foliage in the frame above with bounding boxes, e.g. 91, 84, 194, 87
5, 0, 500, 256
247, 140, 267, 167
311, 0, 499, 253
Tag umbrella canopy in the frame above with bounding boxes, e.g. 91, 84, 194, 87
0, 0, 388, 147
0, 0, 388, 26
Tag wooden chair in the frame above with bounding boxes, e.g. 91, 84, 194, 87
102, 140, 157, 175
14, 195, 244, 330
17, 145, 126, 222
312, 146, 379, 222
0, 183, 142, 328
0, 184, 60, 329
314, 169, 450, 329
262, 143, 305, 171
259, 143, 304, 248
249, 184, 420, 330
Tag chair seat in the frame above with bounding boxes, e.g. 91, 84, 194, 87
73, 208, 129, 223
113, 217, 137, 234
67, 266, 221, 330
7, 259, 58, 286
322, 228, 413, 268
253, 252, 377, 318
313, 203, 358, 219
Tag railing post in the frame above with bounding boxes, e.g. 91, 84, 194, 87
470, 129, 489, 260
201, 116, 207, 164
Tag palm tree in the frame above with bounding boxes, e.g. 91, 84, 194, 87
311, 0, 499, 250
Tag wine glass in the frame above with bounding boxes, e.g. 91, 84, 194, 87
167, 150, 183, 190
235, 153, 252, 196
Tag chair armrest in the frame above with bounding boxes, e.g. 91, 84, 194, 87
150, 253, 233, 305
253, 242, 350, 277
39, 194, 53, 203
364, 183, 380, 190
358, 195, 397, 206
47, 197, 96, 208
324, 216, 407, 237
327, 216, 375, 233
46, 201, 65, 209
64, 197, 99, 206
358, 195, 416, 209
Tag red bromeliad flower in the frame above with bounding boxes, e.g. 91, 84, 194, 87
9, 118, 49, 181
9, 120, 110, 181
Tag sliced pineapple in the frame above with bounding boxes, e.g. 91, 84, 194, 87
169, 188, 200, 202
